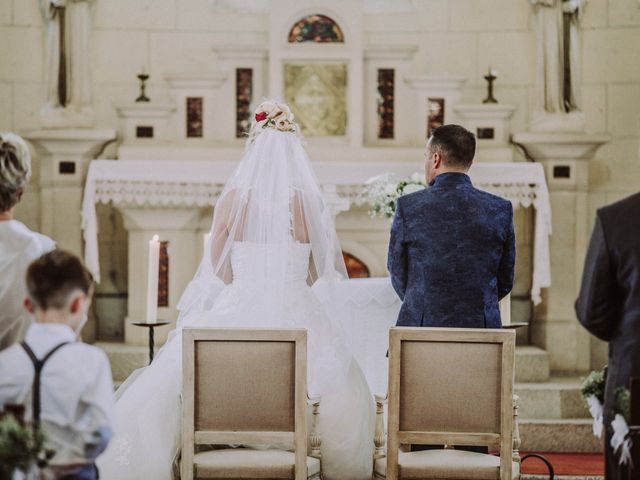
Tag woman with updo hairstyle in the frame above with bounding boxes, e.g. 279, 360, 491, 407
0, 133, 55, 350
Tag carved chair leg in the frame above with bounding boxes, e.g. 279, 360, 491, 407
373, 393, 389, 479
513, 394, 521, 466
374, 394, 387, 460
308, 394, 322, 478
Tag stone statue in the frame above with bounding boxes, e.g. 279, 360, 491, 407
39, 0, 94, 127
562, 0, 588, 111
530, 0, 587, 116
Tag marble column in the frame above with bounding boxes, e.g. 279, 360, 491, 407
115, 102, 176, 143
24, 129, 116, 343
164, 72, 227, 142
25, 128, 116, 256
511, 131, 609, 372
404, 74, 467, 146
453, 104, 516, 163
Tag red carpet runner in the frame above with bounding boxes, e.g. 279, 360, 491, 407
520, 452, 604, 476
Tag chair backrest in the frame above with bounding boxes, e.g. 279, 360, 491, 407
386, 327, 515, 480
182, 328, 308, 480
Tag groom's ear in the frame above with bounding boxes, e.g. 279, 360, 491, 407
432, 151, 443, 169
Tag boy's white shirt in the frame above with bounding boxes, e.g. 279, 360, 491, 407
0, 219, 55, 349
0, 323, 115, 465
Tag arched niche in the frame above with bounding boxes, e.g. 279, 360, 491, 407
343, 252, 371, 279
288, 14, 345, 43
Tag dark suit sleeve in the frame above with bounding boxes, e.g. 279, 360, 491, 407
575, 214, 619, 341
497, 202, 515, 300
388, 198, 408, 300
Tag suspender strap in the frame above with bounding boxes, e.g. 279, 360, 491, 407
20, 341, 70, 425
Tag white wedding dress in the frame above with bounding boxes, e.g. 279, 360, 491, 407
98, 122, 375, 480
98, 241, 375, 480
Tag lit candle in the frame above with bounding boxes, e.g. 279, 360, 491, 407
203, 233, 211, 260
490, 67, 498, 77
146, 234, 160, 323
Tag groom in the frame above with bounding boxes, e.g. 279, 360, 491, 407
388, 124, 515, 330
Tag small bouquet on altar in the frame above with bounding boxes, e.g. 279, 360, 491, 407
581, 369, 605, 438
0, 404, 52, 479
361, 172, 427, 219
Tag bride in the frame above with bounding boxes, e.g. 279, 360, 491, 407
97, 100, 375, 480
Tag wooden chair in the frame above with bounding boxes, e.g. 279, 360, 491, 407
373, 327, 519, 480
181, 328, 321, 480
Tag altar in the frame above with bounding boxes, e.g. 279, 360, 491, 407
81, 157, 551, 350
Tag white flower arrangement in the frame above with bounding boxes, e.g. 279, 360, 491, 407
581, 370, 605, 438
611, 387, 633, 467
361, 172, 427, 219
581, 370, 634, 467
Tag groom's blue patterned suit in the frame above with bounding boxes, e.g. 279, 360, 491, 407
388, 172, 515, 328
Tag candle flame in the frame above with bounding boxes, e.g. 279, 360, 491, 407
152, 234, 159, 242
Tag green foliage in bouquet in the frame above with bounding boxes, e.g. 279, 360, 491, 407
0, 405, 51, 479
581, 369, 605, 403
613, 387, 631, 423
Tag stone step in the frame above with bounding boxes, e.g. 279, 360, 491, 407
101, 341, 552, 384
519, 419, 603, 453
516, 346, 550, 383
516, 376, 589, 420
96, 342, 148, 382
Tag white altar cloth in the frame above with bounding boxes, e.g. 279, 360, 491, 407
338, 277, 510, 395
81, 159, 551, 303
340, 277, 399, 395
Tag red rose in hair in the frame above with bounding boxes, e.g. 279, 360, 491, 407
255, 112, 267, 122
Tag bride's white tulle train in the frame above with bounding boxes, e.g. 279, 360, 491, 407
99, 108, 376, 480
97, 243, 375, 480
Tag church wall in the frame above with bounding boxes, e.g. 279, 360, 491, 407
366, 0, 639, 363
2, 1, 637, 192
1, 0, 638, 352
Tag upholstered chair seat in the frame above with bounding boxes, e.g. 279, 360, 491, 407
194, 448, 321, 479
373, 449, 520, 480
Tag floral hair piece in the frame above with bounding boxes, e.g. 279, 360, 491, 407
247, 99, 298, 141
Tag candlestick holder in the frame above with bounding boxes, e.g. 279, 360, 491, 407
483, 71, 498, 104
136, 73, 150, 102
131, 321, 171, 364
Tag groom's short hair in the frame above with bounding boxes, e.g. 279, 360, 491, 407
429, 124, 476, 170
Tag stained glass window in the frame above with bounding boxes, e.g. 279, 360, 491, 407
427, 97, 444, 138
186, 97, 203, 138
377, 69, 395, 139
343, 253, 370, 279
236, 68, 253, 138
288, 14, 345, 43
158, 241, 169, 307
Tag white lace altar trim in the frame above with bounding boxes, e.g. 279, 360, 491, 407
82, 160, 551, 304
